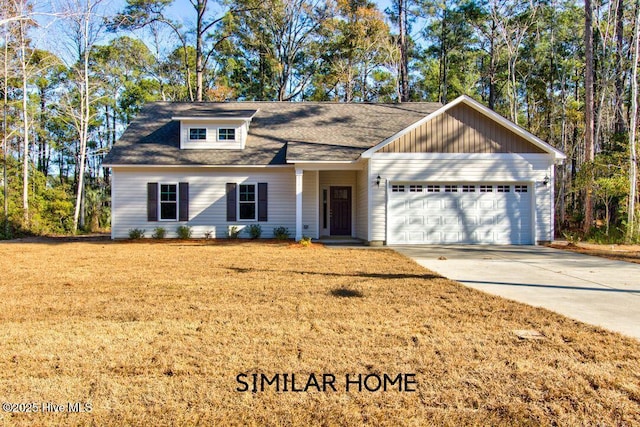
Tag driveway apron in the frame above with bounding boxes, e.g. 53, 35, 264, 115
392, 245, 640, 340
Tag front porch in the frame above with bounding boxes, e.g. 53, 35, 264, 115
294, 166, 370, 242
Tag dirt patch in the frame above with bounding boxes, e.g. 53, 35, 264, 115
0, 242, 638, 426
548, 241, 640, 265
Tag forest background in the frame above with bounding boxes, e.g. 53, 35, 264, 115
1, 0, 639, 243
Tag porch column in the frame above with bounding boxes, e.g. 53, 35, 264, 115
295, 168, 303, 241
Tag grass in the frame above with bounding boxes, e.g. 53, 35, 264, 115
0, 240, 639, 426
549, 241, 640, 265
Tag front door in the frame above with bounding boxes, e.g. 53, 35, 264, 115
330, 186, 352, 236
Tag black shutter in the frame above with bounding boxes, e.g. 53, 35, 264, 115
147, 182, 158, 221
226, 183, 237, 221
258, 183, 268, 222
179, 182, 189, 221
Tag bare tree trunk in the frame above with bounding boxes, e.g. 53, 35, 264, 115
584, 0, 595, 234
19, 12, 29, 226
615, 0, 626, 135
72, 3, 92, 233
488, 20, 497, 110
195, 0, 205, 101
2, 24, 8, 236
627, 0, 639, 241
398, 0, 409, 102
439, 8, 447, 104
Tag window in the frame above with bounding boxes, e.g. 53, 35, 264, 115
497, 185, 511, 192
218, 128, 236, 140
515, 185, 528, 193
239, 184, 256, 220
392, 185, 405, 192
444, 185, 458, 192
427, 185, 440, 193
148, 182, 188, 222
160, 184, 177, 220
462, 185, 476, 193
189, 128, 207, 140
480, 185, 493, 193
409, 185, 423, 192
226, 182, 267, 222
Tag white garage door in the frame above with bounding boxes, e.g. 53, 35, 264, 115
388, 183, 533, 245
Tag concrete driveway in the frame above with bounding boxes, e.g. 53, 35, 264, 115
392, 245, 640, 340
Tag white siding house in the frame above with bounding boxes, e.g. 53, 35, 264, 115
104, 96, 565, 244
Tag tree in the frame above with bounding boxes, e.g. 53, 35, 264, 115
226, 0, 329, 101
307, 0, 394, 102
58, 0, 106, 232
584, 0, 594, 233
112, 0, 245, 102
627, 0, 639, 240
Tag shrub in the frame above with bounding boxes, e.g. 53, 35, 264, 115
273, 226, 290, 240
299, 235, 312, 246
204, 230, 214, 239
128, 228, 145, 239
152, 227, 166, 239
176, 225, 192, 239
246, 224, 262, 239
228, 226, 241, 239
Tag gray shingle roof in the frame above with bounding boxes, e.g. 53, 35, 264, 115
103, 101, 442, 166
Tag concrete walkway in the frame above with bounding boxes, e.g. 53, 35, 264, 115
392, 245, 640, 340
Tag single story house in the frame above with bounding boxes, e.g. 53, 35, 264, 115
103, 95, 566, 245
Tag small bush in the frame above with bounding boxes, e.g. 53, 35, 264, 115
152, 227, 166, 239
128, 228, 145, 239
228, 226, 241, 239
204, 230, 214, 239
176, 225, 192, 239
299, 235, 312, 246
246, 224, 262, 239
273, 226, 290, 240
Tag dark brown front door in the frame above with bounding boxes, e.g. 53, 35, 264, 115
330, 186, 352, 236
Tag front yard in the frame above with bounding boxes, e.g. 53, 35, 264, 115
0, 240, 638, 426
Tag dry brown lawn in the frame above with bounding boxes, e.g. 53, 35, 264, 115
549, 241, 640, 265
0, 240, 639, 426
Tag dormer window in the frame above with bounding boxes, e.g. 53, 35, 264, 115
189, 128, 207, 140
174, 109, 257, 150
218, 128, 236, 141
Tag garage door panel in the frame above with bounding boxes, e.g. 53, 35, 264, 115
408, 216, 424, 225
389, 183, 532, 245
427, 217, 441, 225
459, 200, 477, 209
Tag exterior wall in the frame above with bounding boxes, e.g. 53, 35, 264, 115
370, 153, 554, 243
318, 170, 357, 237
380, 103, 546, 154
302, 170, 319, 239
179, 120, 247, 149
111, 167, 295, 239
355, 168, 369, 240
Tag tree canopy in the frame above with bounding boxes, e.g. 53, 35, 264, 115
0, 0, 639, 242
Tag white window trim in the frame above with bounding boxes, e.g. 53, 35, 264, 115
158, 183, 179, 221
188, 127, 207, 141
217, 127, 237, 142
237, 182, 257, 222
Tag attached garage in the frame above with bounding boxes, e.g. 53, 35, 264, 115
387, 183, 533, 244
363, 95, 566, 246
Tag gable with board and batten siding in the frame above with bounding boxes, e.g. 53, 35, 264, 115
364, 95, 565, 245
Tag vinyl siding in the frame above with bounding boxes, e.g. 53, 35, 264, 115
111, 167, 295, 239
371, 154, 554, 243
380, 103, 546, 154
356, 168, 368, 240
